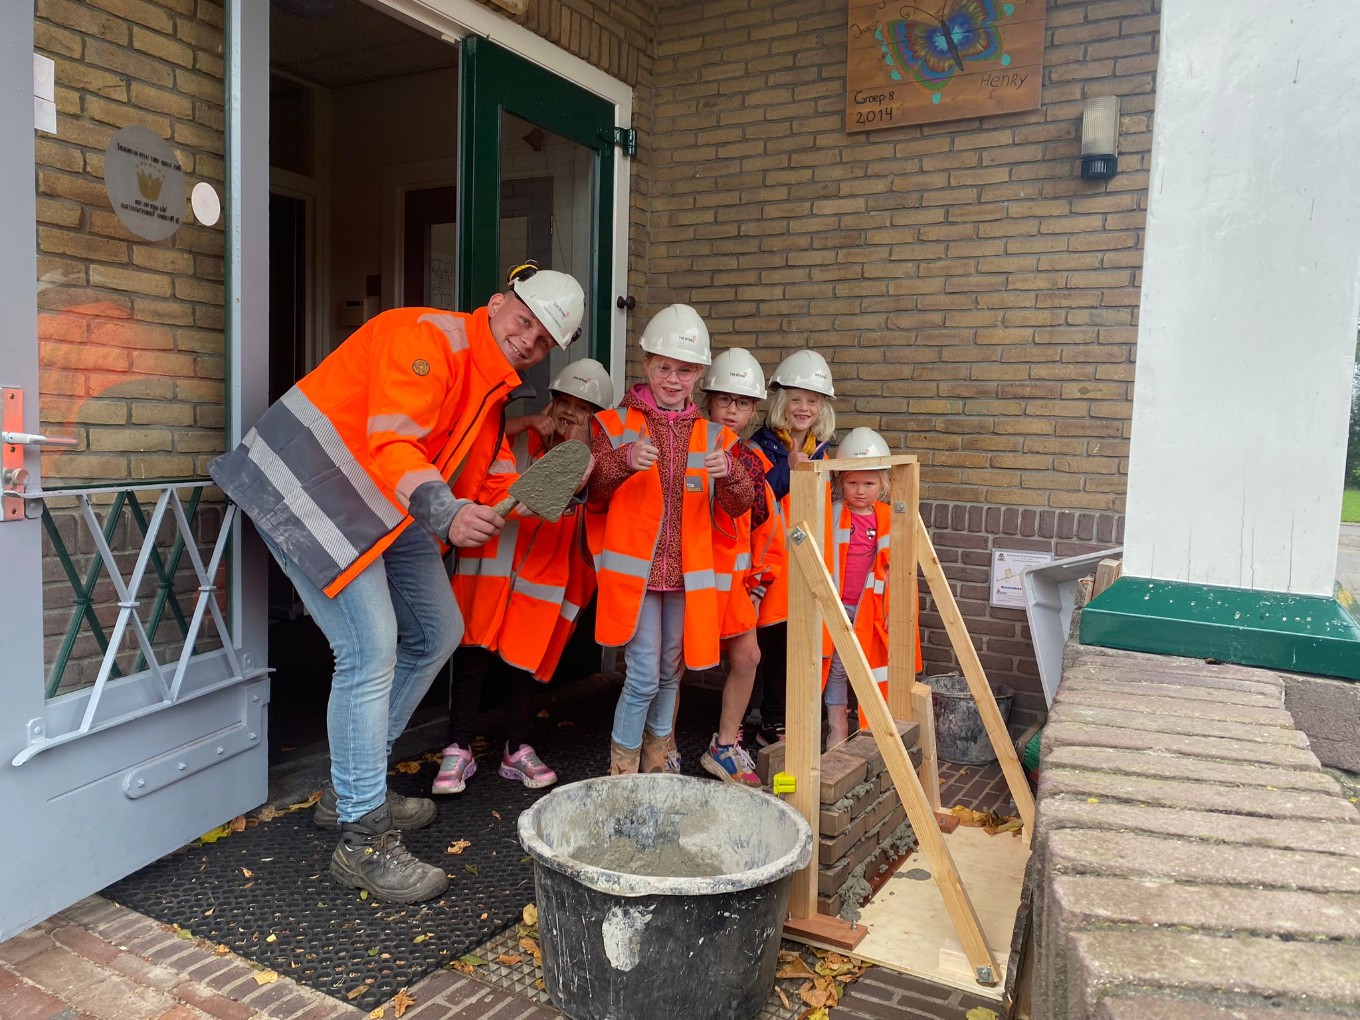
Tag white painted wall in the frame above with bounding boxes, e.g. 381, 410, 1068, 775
1122, 0, 1360, 596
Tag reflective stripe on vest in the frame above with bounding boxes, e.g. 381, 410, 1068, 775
513, 578, 567, 604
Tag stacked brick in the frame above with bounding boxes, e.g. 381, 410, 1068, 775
1032, 640, 1360, 1019
757, 720, 922, 919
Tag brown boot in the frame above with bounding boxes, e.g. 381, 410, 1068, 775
609, 740, 640, 776
640, 730, 668, 773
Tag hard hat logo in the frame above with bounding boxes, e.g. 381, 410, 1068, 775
512, 270, 586, 350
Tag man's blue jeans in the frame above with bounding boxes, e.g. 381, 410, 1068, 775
611, 589, 685, 750
261, 524, 461, 822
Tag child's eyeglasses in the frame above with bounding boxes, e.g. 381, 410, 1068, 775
711, 394, 757, 411
651, 363, 702, 380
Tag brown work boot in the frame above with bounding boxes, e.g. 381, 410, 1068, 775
609, 740, 640, 775
640, 730, 669, 773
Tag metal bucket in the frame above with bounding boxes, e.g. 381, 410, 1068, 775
924, 672, 1014, 765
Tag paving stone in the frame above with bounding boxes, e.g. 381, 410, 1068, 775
820, 749, 869, 804
1060, 662, 1284, 695
1042, 766, 1357, 821
171, 980, 257, 1020
1068, 930, 1360, 1014
1035, 795, 1360, 856
1063, 647, 1286, 688
0, 927, 57, 967
13, 945, 177, 1019
1056, 688, 1297, 727
1059, 673, 1284, 708
1050, 703, 1308, 747
1046, 828, 1360, 893
156, 1006, 215, 1020
1043, 744, 1343, 793
1051, 874, 1360, 939
108, 952, 187, 992
1041, 721, 1320, 769
0, 979, 75, 1020
1097, 994, 1357, 1020
49, 925, 123, 966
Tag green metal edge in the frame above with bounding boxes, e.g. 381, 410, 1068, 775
1080, 575, 1360, 681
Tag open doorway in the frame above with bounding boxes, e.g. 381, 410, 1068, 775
265, 0, 605, 765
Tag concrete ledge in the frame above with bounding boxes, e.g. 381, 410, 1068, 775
1033, 640, 1360, 1019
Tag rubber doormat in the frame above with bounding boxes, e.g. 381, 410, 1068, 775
101, 685, 726, 1012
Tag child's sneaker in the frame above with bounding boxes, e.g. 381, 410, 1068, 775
755, 722, 785, 748
701, 735, 761, 787
431, 743, 476, 795
499, 744, 558, 789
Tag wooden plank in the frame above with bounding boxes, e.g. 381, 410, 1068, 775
1093, 557, 1123, 598
786, 525, 1000, 986
785, 465, 826, 920
886, 461, 918, 721
783, 912, 868, 951
802, 453, 918, 474
912, 680, 941, 812
916, 513, 1036, 838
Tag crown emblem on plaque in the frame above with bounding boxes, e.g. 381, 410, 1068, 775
136, 162, 164, 201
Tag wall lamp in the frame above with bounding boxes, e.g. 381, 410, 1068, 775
1080, 96, 1120, 181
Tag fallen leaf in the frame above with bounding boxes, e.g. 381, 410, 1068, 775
253, 970, 279, 986
447, 840, 472, 855
265, 933, 277, 943
257, 804, 279, 822
775, 986, 792, 1010
799, 1008, 829, 1020
391, 988, 416, 1017
228, 815, 247, 832
448, 960, 474, 974
395, 761, 421, 774
798, 979, 833, 1009
465, 864, 480, 875
518, 936, 542, 965
776, 957, 817, 980
965, 1009, 999, 1020
369, 1008, 386, 1019
175, 928, 193, 941
360, 890, 369, 901
460, 954, 486, 967
241, 867, 253, 878
198, 824, 232, 843
347, 986, 365, 1000
491, 810, 502, 820
522, 903, 538, 927
287, 790, 323, 811
213, 944, 230, 956
537, 709, 550, 718
368, 947, 379, 957
479, 911, 488, 920
203, 907, 214, 917
413, 934, 430, 944
497, 953, 523, 965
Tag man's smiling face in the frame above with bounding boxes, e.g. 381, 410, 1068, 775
487, 291, 555, 371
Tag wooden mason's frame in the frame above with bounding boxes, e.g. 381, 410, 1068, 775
782, 454, 1036, 987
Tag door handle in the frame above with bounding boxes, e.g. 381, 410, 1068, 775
616, 295, 635, 311
2, 431, 79, 448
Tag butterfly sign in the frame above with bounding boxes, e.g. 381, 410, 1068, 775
846, 0, 1045, 129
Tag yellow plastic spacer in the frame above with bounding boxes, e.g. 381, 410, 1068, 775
772, 771, 796, 796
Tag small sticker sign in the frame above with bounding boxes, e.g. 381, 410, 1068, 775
990, 548, 1053, 609
104, 125, 185, 241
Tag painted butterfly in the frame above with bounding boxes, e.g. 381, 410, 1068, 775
876, 0, 1016, 103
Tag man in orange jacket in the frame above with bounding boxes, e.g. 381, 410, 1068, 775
209, 265, 585, 903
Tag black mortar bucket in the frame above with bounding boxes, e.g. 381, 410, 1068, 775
518, 774, 813, 1020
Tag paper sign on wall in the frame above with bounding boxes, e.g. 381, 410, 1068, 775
990, 548, 1053, 609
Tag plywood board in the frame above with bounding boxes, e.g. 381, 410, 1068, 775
846, 0, 1047, 130
850, 826, 1028, 998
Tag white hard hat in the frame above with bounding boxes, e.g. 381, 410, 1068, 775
836, 427, 891, 459
770, 349, 834, 397
549, 358, 614, 410
701, 348, 767, 399
638, 303, 712, 366
512, 270, 585, 349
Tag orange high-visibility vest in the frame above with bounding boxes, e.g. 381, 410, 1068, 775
209, 306, 520, 597
451, 430, 595, 681
820, 500, 923, 728
718, 444, 786, 638
587, 406, 735, 671
748, 446, 788, 628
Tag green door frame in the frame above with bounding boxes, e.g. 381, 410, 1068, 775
458, 36, 616, 364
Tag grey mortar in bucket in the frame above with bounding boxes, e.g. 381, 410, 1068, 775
924, 671, 1014, 765
518, 773, 813, 1020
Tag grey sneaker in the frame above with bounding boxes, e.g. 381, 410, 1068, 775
313, 782, 436, 830
329, 805, 449, 904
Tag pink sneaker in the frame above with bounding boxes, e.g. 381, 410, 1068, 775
432, 743, 476, 795
499, 744, 558, 789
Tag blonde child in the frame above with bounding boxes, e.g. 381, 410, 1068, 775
749, 349, 837, 746
822, 427, 923, 748
587, 305, 753, 774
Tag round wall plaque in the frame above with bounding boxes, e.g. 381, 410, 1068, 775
104, 124, 186, 242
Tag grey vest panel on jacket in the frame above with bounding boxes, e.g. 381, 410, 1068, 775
209, 386, 408, 593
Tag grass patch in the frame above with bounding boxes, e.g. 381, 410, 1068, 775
1344, 488, 1360, 524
